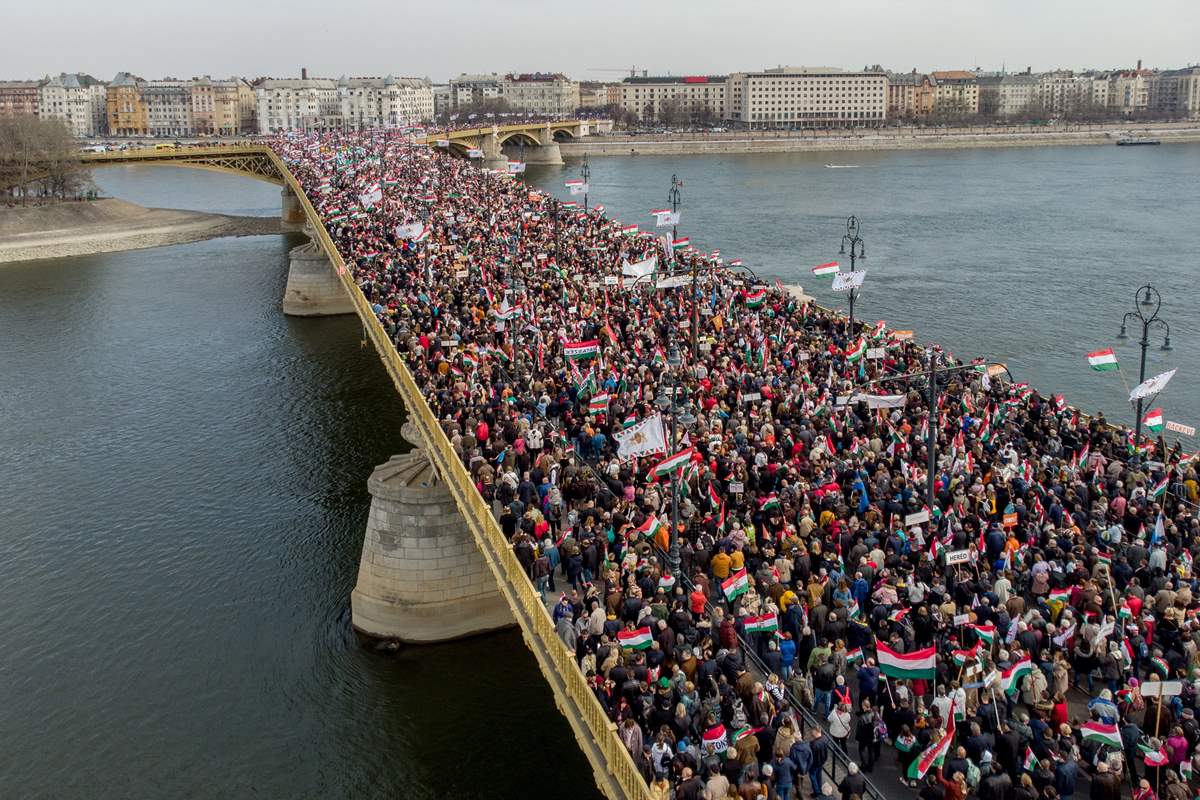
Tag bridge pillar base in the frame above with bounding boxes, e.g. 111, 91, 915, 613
281, 187, 307, 231
351, 451, 513, 644
482, 157, 509, 172
522, 142, 563, 166
282, 242, 355, 317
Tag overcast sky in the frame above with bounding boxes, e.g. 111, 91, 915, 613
6, 0, 1197, 81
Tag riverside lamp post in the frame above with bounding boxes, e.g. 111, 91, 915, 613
1118, 283, 1172, 458
655, 345, 696, 578
838, 216, 866, 335
580, 154, 591, 212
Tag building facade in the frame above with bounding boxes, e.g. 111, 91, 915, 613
0, 81, 40, 117
106, 72, 148, 136
886, 72, 936, 119
1149, 67, 1200, 118
501, 73, 579, 115
725, 67, 887, 127
978, 75, 1039, 117
619, 76, 727, 121
143, 80, 192, 137
254, 78, 339, 133
337, 75, 434, 129
448, 74, 504, 109
39, 73, 107, 136
930, 71, 980, 115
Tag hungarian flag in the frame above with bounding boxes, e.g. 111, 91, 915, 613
759, 493, 780, 511
1152, 477, 1168, 499
812, 262, 840, 276
1049, 588, 1071, 604
616, 627, 653, 650
671, 236, 690, 251
658, 574, 676, 591
846, 647, 864, 664
652, 448, 695, 479
743, 612, 779, 633
563, 339, 600, 361
635, 515, 665, 539
619, 224, 638, 236
707, 482, 722, 509
722, 568, 749, 601
1150, 656, 1171, 676
728, 259, 744, 267
588, 393, 610, 414
1086, 348, 1119, 371
969, 623, 996, 645
1023, 747, 1038, 772
1054, 393, 1066, 411
875, 642, 936, 680
951, 643, 980, 667
1000, 655, 1033, 696
844, 338, 867, 363
1080, 720, 1122, 748
744, 290, 767, 309
908, 706, 956, 780
1143, 407, 1164, 432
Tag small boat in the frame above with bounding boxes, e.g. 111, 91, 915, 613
1116, 138, 1160, 146
824, 164, 860, 168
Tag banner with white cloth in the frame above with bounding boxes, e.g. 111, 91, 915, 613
831, 270, 866, 292
615, 414, 667, 461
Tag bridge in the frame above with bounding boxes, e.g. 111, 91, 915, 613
415, 119, 611, 167
63, 140, 888, 800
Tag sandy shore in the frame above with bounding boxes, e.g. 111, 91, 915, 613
0, 198, 283, 264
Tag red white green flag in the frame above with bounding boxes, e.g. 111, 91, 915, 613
652, 447, 695, 479
1000, 655, 1033, 696
969, 622, 996, 645
1086, 348, 1119, 371
563, 339, 600, 361
1080, 720, 1122, 748
616, 626, 653, 650
635, 515, 665, 539
702, 724, 728, 754
1143, 407, 1164, 432
743, 290, 767, 309
722, 568, 749, 601
875, 642, 936, 680
743, 612, 779, 633
907, 705, 956, 780
812, 261, 840, 276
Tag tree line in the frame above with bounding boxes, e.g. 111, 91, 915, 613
0, 117, 93, 204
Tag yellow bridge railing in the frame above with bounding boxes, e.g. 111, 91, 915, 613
263, 148, 651, 800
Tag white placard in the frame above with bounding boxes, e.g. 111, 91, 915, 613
1167, 421, 1196, 436
604, 276, 619, 285
699, 342, 712, 352
741, 392, 761, 403
440, 340, 456, 348
1140, 680, 1183, 697
905, 509, 930, 526
729, 481, 744, 494
568, 307, 577, 314
953, 613, 970, 626
945, 549, 971, 565
455, 269, 468, 278
866, 347, 885, 360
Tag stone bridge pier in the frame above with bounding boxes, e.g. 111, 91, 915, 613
282, 232, 355, 316
280, 186, 307, 231
351, 424, 512, 643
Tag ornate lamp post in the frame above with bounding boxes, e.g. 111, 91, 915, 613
838, 216, 866, 335
580, 154, 591, 212
1118, 284, 1172, 458
655, 345, 695, 577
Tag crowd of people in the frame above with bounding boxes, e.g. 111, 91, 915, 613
272, 129, 1200, 800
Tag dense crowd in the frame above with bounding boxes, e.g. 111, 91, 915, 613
272, 130, 1200, 800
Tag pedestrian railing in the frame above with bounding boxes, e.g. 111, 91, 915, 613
266, 148, 652, 800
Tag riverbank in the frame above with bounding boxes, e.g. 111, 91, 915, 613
562, 122, 1200, 156
0, 198, 282, 263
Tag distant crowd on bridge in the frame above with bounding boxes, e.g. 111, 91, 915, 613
271, 129, 1200, 800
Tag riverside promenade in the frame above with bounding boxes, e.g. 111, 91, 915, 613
276, 129, 1198, 800
562, 120, 1200, 156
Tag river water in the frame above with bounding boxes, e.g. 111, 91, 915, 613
0, 166, 600, 799
3, 144, 1199, 797
532, 142, 1200, 437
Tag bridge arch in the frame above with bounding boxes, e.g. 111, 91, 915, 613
497, 131, 541, 148
79, 147, 286, 186
551, 128, 578, 142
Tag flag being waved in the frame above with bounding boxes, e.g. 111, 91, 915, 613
812, 261, 840, 276
1086, 348, 1119, 371
1130, 369, 1178, 403
875, 642, 936, 680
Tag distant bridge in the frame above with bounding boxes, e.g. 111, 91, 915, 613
416, 119, 610, 165
66, 140, 649, 800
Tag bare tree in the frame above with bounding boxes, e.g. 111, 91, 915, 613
0, 116, 92, 204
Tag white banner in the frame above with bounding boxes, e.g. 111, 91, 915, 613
1130, 368, 1177, 402
654, 211, 680, 227
1167, 420, 1196, 436
466, 148, 483, 158
865, 394, 907, 409
622, 254, 658, 278
569, 182, 589, 195
395, 223, 424, 240
831, 270, 866, 293
615, 414, 667, 461
359, 186, 382, 208
507, 161, 526, 174
655, 274, 691, 290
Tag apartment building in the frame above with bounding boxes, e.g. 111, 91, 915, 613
887, 72, 936, 119
978, 75, 1039, 117
448, 73, 504, 109
0, 81, 40, 116
725, 67, 887, 127
106, 72, 148, 136
255, 78, 339, 133
502, 73, 579, 115
1149, 67, 1200, 118
143, 80, 192, 137
619, 75, 727, 121
930, 71, 980, 114
39, 73, 107, 136
337, 75, 434, 129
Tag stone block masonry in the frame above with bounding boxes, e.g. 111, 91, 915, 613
282, 240, 355, 317
350, 452, 513, 643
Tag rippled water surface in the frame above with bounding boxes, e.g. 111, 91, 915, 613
0, 166, 600, 799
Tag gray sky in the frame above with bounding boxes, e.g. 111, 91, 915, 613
6, 0, 1197, 81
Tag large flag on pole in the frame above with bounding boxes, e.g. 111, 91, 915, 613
875, 642, 936, 680
614, 413, 667, 461
1130, 369, 1178, 403
1085, 348, 1119, 371
907, 702, 956, 780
